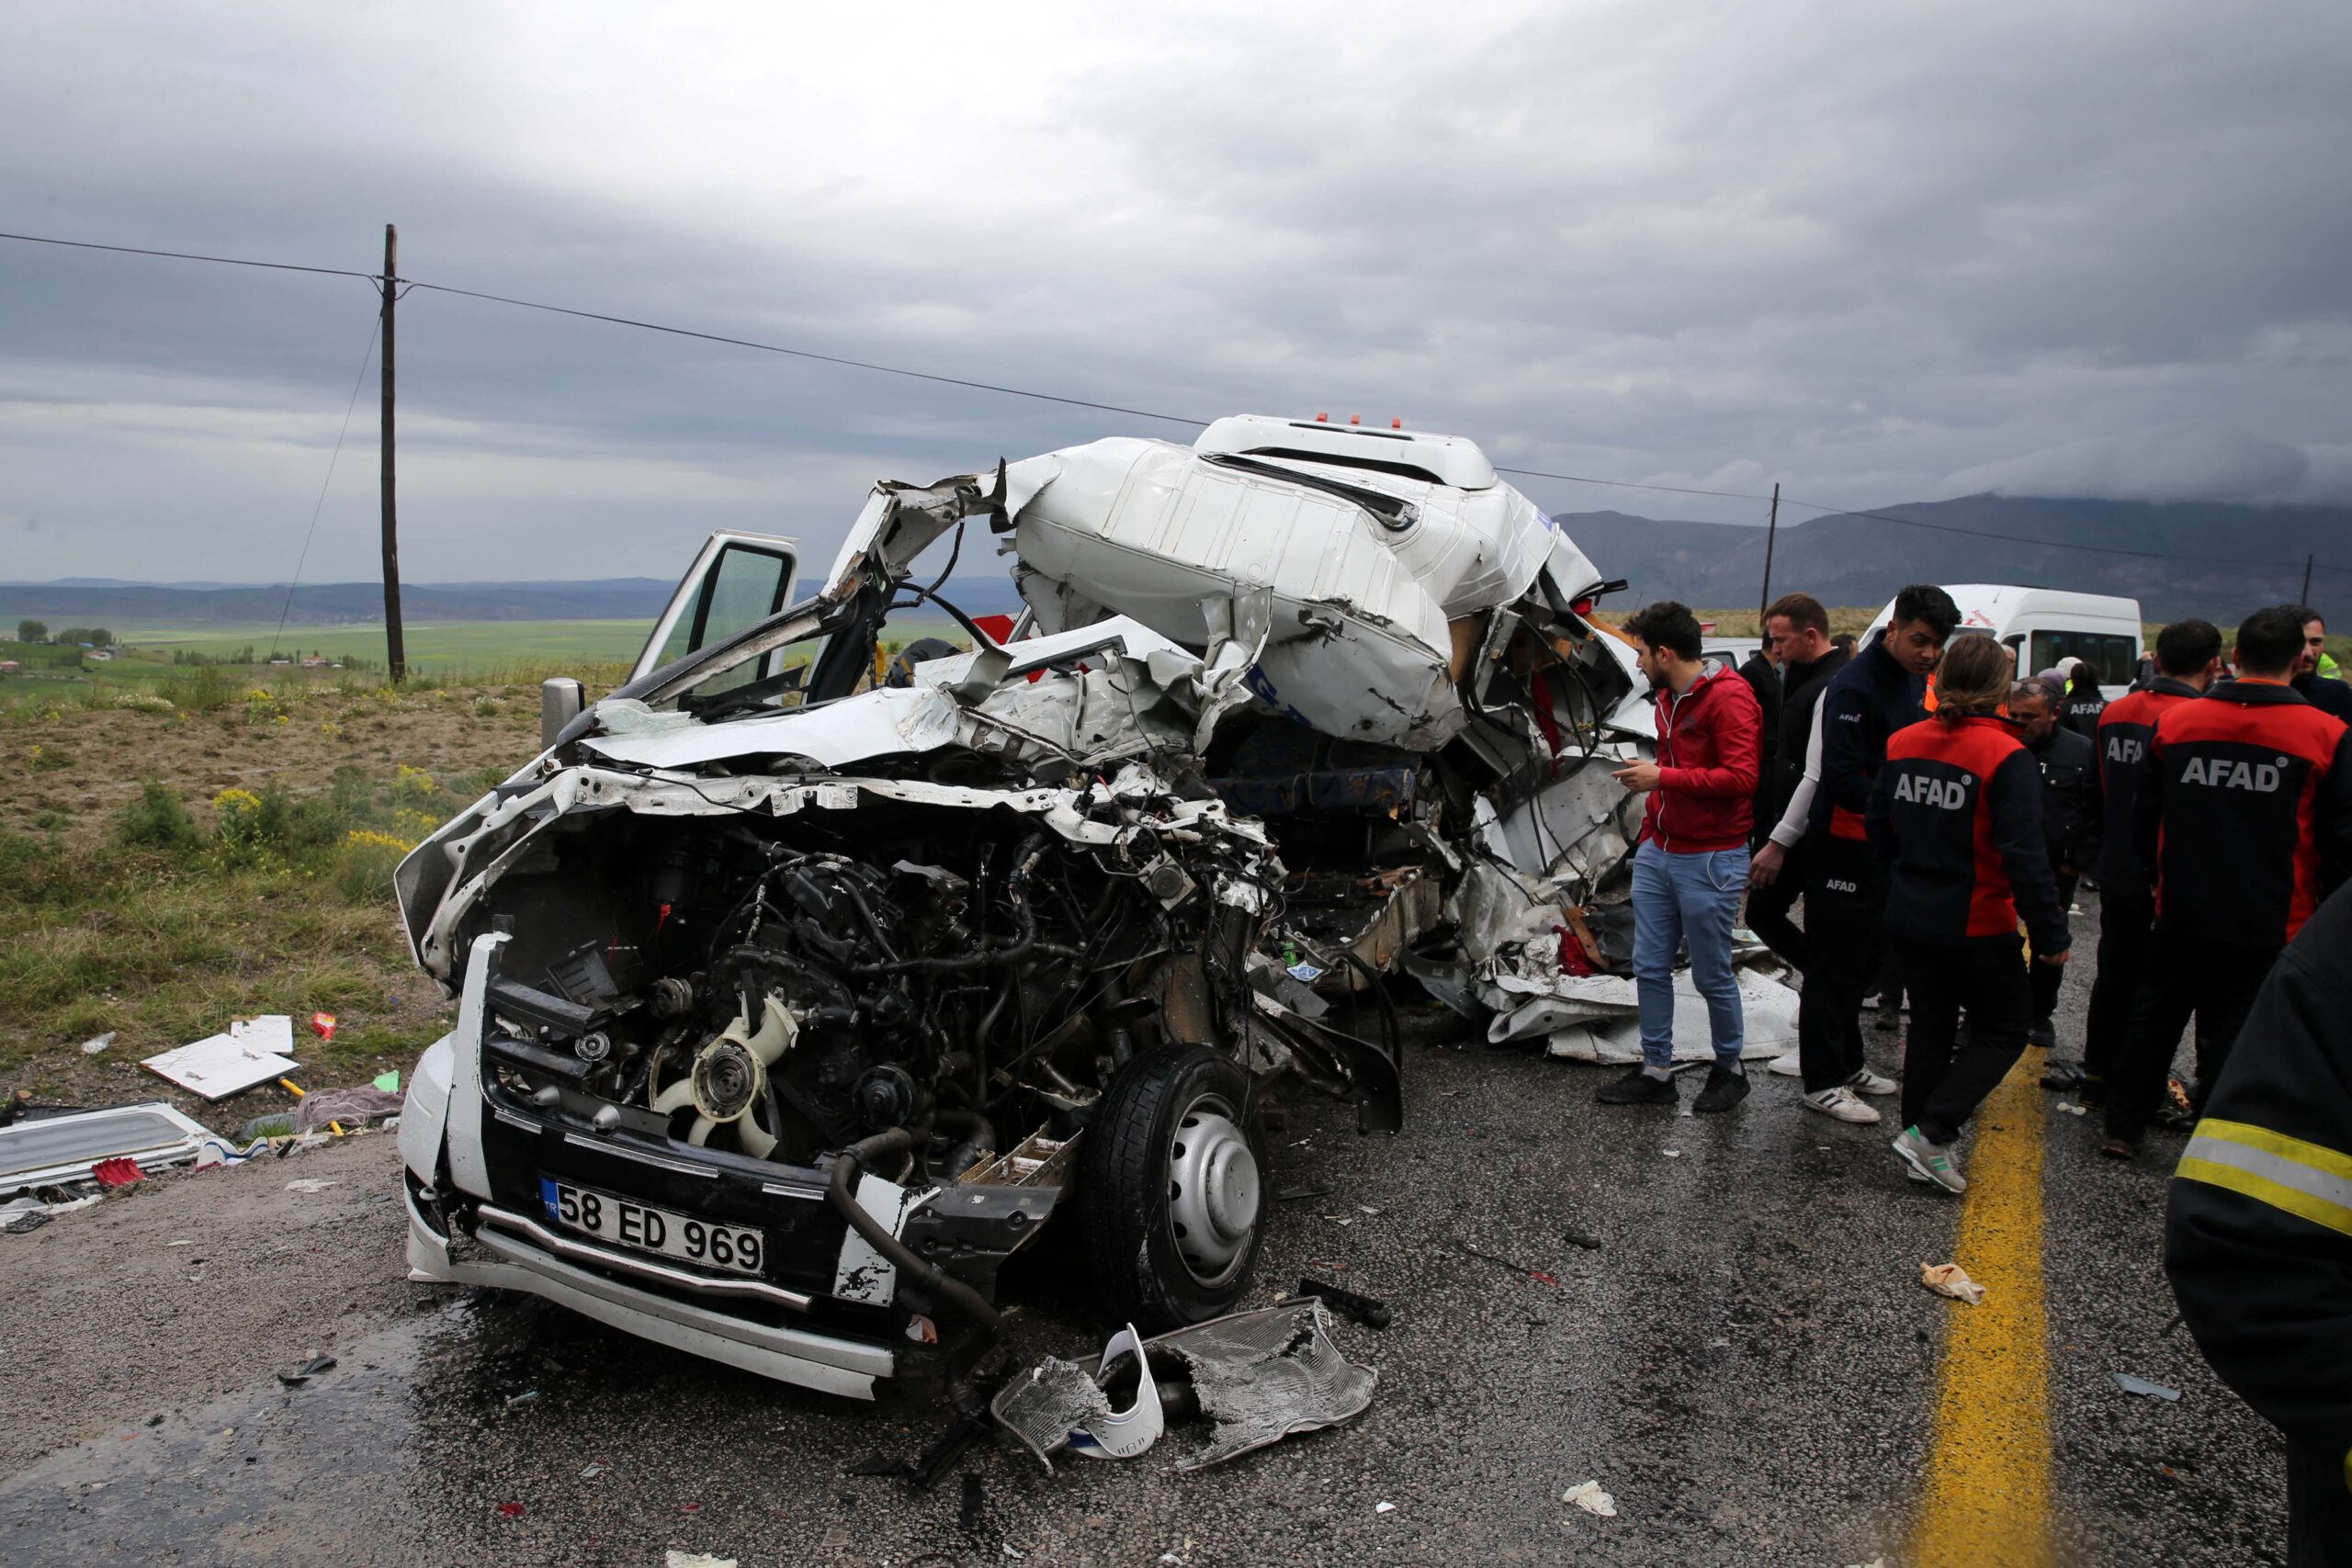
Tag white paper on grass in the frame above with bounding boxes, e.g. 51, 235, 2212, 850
140, 1015, 300, 1100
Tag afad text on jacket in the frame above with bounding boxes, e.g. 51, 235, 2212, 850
1865, 714, 2069, 953
2138, 680, 2352, 946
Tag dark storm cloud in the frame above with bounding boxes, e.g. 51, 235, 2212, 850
1, 1, 2347, 585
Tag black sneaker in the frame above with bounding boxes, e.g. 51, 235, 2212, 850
1692, 1064, 1749, 1114
2027, 1015, 2056, 1049
2075, 1074, 2108, 1109
1596, 1066, 1679, 1106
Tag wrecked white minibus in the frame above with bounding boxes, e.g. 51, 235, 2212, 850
391, 414, 1758, 1400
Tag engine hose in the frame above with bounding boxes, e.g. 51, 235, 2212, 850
828, 1129, 1004, 1335
848, 839, 1080, 976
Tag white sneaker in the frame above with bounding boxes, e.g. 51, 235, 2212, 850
1803, 1086, 1883, 1124
1847, 1067, 1898, 1097
1768, 1049, 1804, 1077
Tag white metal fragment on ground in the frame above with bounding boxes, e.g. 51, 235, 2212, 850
284, 1179, 338, 1193
1920, 1262, 1986, 1304
1374, 1502, 1396, 1514
665, 1554, 737, 1568
1562, 1480, 1617, 1517
2112, 1372, 2182, 1401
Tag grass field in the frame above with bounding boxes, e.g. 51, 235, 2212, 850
0, 611, 983, 711
117, 617, 658, 672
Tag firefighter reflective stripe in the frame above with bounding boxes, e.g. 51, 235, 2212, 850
2176, 1118, 2352, 1238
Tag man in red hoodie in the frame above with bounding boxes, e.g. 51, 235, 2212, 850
1600, 602, 1765, 1112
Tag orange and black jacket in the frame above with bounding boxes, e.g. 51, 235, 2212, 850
2165, 880, 2352, 1505
2093, 675, 2204, 895
2136, 680, 2352, 946
1864, 715, 2068, 953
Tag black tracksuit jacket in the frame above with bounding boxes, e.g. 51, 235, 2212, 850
2137, 680, 2352, 946
1759, 646, 1849, 830
1810, 636, 1927, 844
2093, 676, 2204, 895
2026, 723, 2101, 875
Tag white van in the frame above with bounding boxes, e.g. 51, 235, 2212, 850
1867, 584, 2143, 699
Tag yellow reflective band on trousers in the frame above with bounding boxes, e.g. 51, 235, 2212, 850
2176, 1118, 2352, 1239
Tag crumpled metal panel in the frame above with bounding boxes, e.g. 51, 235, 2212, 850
1006, 435, 1573, 750
1154, 1301, 1377, 1471
991, 1302, 1376, 1474
991, 1356, 1114, 1471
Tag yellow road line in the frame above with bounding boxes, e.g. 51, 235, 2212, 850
1912, 1050, 2052, 1567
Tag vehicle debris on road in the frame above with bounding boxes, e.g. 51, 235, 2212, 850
2112, 1372, 2182, 1401
993, 1301, 1376, 1472
140, 1015, 302, 1100
1, 1101, 219, 1201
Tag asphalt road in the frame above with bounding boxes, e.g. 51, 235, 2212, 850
0, 889, 2292, 1566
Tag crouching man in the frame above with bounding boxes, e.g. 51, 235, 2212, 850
1601, 602, 1764, 1112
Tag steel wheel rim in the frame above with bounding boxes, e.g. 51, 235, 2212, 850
1166, 1090, 1260, 1287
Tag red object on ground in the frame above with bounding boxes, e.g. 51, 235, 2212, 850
310, 1011, 337, 1042
92, 1157, 144, 1188
497, 1503, 526, 1519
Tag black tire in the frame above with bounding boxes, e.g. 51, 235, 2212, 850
1080, 1043, 1269, 1332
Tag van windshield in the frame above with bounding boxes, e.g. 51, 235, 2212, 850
2030, 630, 2137, 685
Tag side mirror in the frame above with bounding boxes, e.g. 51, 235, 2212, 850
540, 678, 584, 750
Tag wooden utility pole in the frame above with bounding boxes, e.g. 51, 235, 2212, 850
379, 223, 407, 682
1757, 481, 1781, 636
2301, 553, 2314, 606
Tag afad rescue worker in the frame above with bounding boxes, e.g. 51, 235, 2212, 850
2165, 880, 2352, 1566
1783, 583, 1961, 1125
1865, 635, 2069, 1192
1747, 593, 1851, 977
2076, 620, 2223, 1105
2007, 676, 2101, 1050
2102, 606, 2352, 1158
2059, 656, 2108, 739
1600, 603, 1763, 1112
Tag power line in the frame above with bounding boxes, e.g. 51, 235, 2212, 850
5, 225, 2345, 579
402, 280, 1212, 429
0, 229, 379, 283
269, 315, 381, 659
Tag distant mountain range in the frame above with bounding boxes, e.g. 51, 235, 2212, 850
1551, 494, 2350, 625
5, 496, 2345, 628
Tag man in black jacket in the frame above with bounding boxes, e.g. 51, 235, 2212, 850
1780, 584, 1960, 1124
1737, 640, 1783, 845
2165, 880, 2352, 1566
2060, 659, 2109, 739
2290, 606, 2352, 722
2104, 607, 2352, 1156
2076, 620, 2222, 1104
2009, 676, 2101, 1048
1746, 593, 1849, 975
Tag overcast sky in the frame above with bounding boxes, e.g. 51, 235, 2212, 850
4, 1, 2349, 584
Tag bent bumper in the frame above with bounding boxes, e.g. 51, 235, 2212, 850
405, 1187, 896, 1400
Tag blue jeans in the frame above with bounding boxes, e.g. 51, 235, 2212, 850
1631, 839, 1749, 1070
